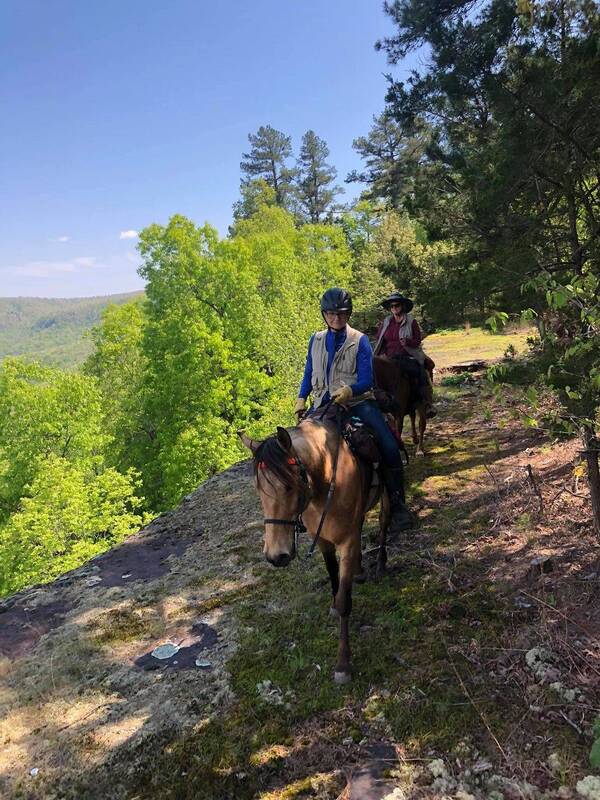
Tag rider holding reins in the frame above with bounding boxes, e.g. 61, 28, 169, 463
374, 291, 436, 418
294, 287, 412, 534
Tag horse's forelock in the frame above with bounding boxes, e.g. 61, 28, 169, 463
253, 436, 299, 491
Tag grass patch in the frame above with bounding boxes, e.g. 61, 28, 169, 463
94, 606, 164, 645
426, 326, 532, 370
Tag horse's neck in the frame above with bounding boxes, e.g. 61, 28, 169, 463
292, 424, 332, 497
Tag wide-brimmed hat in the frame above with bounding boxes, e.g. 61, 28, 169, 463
381, 292, 414, 312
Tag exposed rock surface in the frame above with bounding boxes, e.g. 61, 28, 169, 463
0, 460, 263, 799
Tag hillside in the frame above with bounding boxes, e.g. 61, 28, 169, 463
1, 364, 598, 799
0, 293, 144, 368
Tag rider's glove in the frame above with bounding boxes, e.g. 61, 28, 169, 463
331, 384, 353, 406
294, 397, 306, 420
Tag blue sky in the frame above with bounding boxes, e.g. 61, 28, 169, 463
0, 0, 414, 298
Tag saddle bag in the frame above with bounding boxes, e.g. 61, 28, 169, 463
343, 418, 381, 463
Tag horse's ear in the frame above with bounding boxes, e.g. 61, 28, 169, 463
238, 431, 262, 454
276, 426, 293, 452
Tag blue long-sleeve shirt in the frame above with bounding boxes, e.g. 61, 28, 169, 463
298, 327, 373, 402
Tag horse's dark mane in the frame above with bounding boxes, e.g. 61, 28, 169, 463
253, 435, 301, 491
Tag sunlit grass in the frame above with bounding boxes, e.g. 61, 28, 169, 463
424, 325, 534, 370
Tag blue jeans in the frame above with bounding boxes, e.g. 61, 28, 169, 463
348, 400, 402, 468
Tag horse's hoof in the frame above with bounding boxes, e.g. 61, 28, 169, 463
329, 606, 339, 618
334, 670, 352, 685
376, 566, 387, 580
415, 449, 425, 457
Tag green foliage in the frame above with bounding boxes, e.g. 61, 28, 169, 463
590, 717, 600, 768
364, 0, 600, 432
231, 179, 277, 228
295, 129, 341, 223
0, 359, 108, 520
345, 204, 457, 327
441, 372, 473, 387
240, 125, 297, 209
0, 358, 147, 597
0, 456, 146, 596
486, 311, 509, 334
83, 300, 150, 477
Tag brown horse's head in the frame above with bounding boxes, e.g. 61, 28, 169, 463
240, 427, 308, 568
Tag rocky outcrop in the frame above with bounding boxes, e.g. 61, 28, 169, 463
0, 460, 262, 799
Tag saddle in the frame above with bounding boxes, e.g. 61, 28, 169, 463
343, 415, 409, 466
309, 394, 408, 465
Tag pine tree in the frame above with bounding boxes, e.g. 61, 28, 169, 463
347, 112, 430, 209
240, 125, 296, 208
295, 130, 341, 223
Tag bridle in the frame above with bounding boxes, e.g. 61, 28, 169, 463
262, 453, 311, 552
260, 404, 343, 557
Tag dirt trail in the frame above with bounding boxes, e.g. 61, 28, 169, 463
1, 377, 599, 799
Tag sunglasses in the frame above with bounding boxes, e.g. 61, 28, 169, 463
390, 303, 404, 309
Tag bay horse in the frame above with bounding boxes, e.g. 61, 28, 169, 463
240, 418, 388, 684
373, 355, 433, 457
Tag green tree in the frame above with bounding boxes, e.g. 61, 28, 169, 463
0, 456, 145, 596
240, 125, 297, 208
295, 130, 341, 223
0, 359, 108, 522
347, 111, 431, 209
231, 178, 277, 229
84, 299, 151, 480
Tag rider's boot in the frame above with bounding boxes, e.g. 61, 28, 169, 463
382, 466, 413, 533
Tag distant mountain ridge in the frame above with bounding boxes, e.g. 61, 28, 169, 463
0, 292, 144, 368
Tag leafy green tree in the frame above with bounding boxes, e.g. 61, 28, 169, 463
295, 130, 341, 223
0, 456, 146, 596
84, 299, 151, 480
240, 125, 297, 208
0, 358, 148, 596
231, 178, 277, 228
0, 359, 108, 522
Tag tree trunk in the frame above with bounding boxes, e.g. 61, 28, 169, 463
581, 425, 600, 538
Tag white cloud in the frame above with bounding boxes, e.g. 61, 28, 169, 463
56, 235, 71, 242
13, 257, 97, 278
119, 229, 139, 240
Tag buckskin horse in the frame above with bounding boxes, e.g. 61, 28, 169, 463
240, 417, 389, 684
373, 355, 433, 457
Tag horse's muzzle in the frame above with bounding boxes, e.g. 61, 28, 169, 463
266, 550, 295, 568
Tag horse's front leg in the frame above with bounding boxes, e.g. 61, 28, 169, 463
321, 543, 339, 617
333, 548, 359, 684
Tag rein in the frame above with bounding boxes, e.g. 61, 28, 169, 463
307, 404, 342, 556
